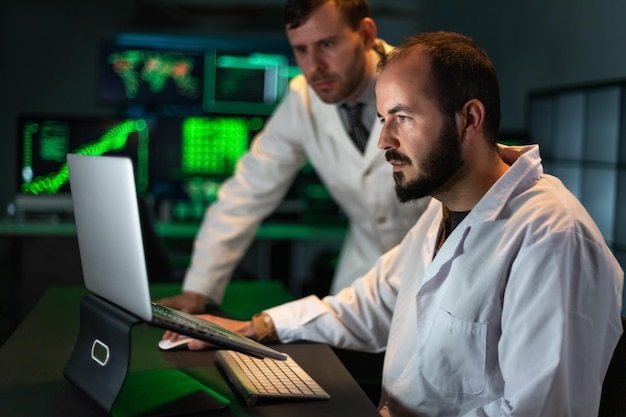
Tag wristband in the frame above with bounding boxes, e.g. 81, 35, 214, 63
252, 312, 278, 343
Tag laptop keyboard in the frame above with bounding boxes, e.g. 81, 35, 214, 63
151, 302, 206, 332
215, 350, 330, 406
151, 302, 235, 339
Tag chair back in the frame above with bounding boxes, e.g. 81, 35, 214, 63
598, 316, 626, 417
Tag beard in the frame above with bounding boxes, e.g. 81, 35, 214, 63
389, 116, 465, 203
309, 43, 366, 103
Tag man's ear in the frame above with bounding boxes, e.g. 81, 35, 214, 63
359, 17, 378, 50
459, 99, 485, 138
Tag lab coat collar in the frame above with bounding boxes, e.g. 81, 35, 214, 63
420, 144, 544, 288
465, 144, 543, 228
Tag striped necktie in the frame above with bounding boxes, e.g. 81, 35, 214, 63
342, 103, 369, 153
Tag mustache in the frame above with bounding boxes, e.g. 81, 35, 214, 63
385, 150, 412, 165
308, 72, 335, 83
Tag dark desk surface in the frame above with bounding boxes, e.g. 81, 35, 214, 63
0, 284, 379, 417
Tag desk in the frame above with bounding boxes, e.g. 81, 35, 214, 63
0, 284, 380, 417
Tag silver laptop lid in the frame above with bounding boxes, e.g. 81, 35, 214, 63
67, 153, 153, 322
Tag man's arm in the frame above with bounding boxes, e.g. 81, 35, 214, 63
157, 291, 207, 314
158, 84, 309, 311
162, 243, 405, 351
264, 244, 404, 352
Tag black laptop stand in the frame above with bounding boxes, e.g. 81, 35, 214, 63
63, 295, 229, 416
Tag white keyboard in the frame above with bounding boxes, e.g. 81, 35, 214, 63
215, 350, 330, 406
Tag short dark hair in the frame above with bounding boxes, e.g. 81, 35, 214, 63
378, 31, 501, 142
284, 0, 369, 31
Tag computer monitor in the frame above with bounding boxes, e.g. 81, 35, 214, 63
16, 114, 151, 215
203, 51, 294, 115
98, 41, 205, 108
148, 114, 267, 221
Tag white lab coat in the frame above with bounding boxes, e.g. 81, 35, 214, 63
182, 41, 429, 303
267, 144, 624, 416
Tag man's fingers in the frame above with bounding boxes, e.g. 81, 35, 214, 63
162, 330, 180, 340
188, 340, 212, 351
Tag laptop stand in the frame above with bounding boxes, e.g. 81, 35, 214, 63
63, 294, 229, 416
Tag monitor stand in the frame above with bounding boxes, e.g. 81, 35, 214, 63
63, 295, 229, 416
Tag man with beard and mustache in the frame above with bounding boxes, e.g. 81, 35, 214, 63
158, 0, 429, 314
163, 31, 623, 416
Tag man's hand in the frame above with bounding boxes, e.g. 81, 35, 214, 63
198, 314, 256, 338
162, 314, 256, 351
157, 291, 207, 314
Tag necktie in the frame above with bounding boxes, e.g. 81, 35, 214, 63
342, 103, 369, 153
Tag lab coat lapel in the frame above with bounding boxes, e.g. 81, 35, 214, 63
361, 121, 385, 173
418, 213, 468, 295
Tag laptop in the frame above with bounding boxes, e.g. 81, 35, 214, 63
66, 153, 287, 361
